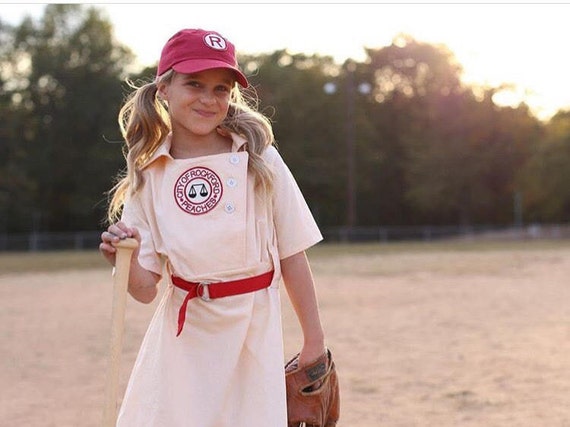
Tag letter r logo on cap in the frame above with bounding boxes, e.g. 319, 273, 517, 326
204, 33, 227, 50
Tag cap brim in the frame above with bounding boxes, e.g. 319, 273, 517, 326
172, 59, 249, 88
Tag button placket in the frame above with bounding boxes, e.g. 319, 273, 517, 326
229, 154, 240, 165
224, 153, 243, 214
224, 202, 236, 214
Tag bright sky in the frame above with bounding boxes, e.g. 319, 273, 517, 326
2, 2, 569, 121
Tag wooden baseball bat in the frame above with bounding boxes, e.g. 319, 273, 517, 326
102, 237, 138, 427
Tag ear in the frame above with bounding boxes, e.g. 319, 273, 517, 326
157, 81, 169, 101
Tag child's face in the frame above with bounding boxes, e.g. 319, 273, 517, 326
159, 68, 235, 137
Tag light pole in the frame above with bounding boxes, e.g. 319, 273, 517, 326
324, 61, 371, 232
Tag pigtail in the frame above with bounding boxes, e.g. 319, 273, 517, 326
221, 89, 275, 198
106, 74, 172, 223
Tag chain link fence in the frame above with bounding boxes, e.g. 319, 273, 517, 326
0, 231, 103, 252
1, 224, 569, 252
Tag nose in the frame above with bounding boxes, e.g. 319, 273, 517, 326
199, 90, 216, 105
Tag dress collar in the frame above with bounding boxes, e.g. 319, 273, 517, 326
142, 131, 248, 169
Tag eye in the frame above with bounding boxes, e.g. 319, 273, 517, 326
186, 80, 201, 88
215, 84, 231, 93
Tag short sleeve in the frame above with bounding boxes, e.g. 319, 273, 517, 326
267, 146, 323, 259
121, 192, 163, 276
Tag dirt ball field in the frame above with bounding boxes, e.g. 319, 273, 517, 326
1, 240, 569, 426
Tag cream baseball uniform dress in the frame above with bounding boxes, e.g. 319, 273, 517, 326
116, 132, 323, 427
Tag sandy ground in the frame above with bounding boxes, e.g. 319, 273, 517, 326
1, 243, 570, 426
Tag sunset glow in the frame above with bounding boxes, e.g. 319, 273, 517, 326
2, 2, 569, 121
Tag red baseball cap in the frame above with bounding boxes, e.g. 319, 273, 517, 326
157, 29, 248, 88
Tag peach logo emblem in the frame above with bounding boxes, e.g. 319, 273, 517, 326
174, 167, 223, 215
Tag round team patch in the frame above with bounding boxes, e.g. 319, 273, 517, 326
174, 167, 223, 215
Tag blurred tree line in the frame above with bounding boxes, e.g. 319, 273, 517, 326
1, 4, 569, 234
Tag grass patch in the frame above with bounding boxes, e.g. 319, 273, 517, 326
307, 238, 570, 277
0, 250, 107, 275
1, 238, 569, 276
309, 238, 570, 258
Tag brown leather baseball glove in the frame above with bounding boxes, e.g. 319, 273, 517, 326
284, 348, 340, 427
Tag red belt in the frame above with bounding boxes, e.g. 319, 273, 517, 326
171, 270, 274, 337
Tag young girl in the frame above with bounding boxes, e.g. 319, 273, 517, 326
99, 28, 327, 426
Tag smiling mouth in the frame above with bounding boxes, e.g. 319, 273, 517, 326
194, 109, 217, 117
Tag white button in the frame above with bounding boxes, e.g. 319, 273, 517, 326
227, 178, 237, 188
229, 154, 240, 165
224, 202, 235, 213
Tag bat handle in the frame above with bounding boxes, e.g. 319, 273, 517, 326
102, 237, 138, 427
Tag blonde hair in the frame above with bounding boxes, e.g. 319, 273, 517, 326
106, 70, 275, 224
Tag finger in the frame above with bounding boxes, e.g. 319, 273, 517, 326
99, 241, 117, 254
116, 221, 132, 237
128, 226, 141, 241
101, 231, 122, 244
108, 226, 128, 239
113, 222, 140, 240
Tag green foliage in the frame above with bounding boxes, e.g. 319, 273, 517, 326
404, 88, 541, 225
1, 9, 568, 234
243, 50, 349, 225
1, 4, 134, 232
521, 110, 570, 221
